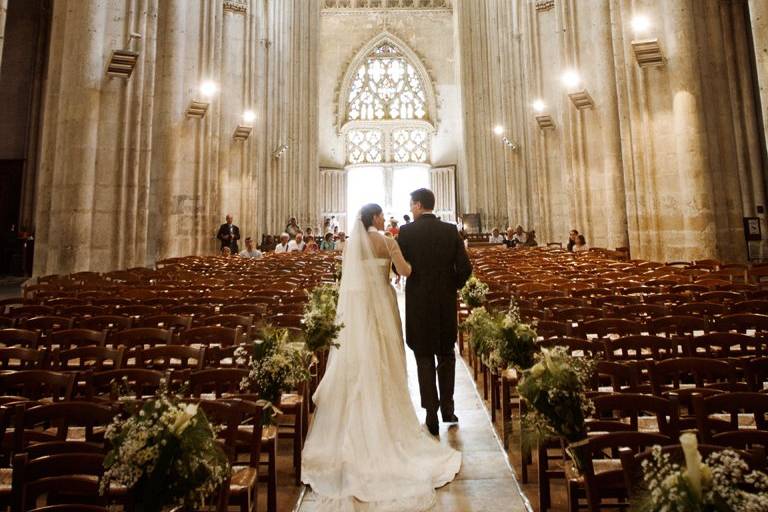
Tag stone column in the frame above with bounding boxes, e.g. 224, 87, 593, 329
750, 0, 768, 157
34, 0, 107, 275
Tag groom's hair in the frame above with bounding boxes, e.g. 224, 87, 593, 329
410, 188, 435, 210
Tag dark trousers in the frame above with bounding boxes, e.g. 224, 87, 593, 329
415, 351, 455, 417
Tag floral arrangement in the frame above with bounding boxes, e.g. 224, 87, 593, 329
636, 432, 768, 512
461, 300, 539, 371
101, 386, 230, 511
518, 346, 595, 471
460, 276, 490, 308
303, 283, 344, 352
236, 326, 312, 420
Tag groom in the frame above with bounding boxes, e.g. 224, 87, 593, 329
397, 188, 473, 436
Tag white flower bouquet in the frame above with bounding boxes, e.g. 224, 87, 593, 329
236, 327, 312, 422
460, 276, 490, 308
636, 432, 768, 512
101, 390, 230, 512
303, 283, 344, 352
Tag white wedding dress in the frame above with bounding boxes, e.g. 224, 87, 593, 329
301, 220, 461, 512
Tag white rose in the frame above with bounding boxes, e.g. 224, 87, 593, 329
680, 432, 702, 497
172, 403, 199, 435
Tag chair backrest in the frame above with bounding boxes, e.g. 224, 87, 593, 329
133, 314, 193, 331
189, 368, 250, 398
52, 346, 124, 372
647, 315, 709, 337
110, 327, 173, 349
537, 337, 605, 358
0, 328, 40, 349
0, 371, 75, 401
0, 347, 47, 370
12, 452, 106, 510
77, 315, 133, 332
715, 313, 768, 333
687, 332, 765, 359
650, 357, 738, 394
86, 369, 164, 400
592, 361, 642, 392
591, 393, 679, 437
605, 335, 682, 362
204, 314, 253, 329
583, 318, 643, 339
44, 329, 106, 350
673, 301, 727, 318
14, 401, 115, 451
746, 356, 768, 391
178, 326, 241, 347
135, 345, 205, 371
693, 391, 768, 443
22, 316, 74, 333
731, 300, 768, 314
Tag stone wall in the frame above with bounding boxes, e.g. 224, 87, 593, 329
455, 0, 768, 262
25, 0, 319, 275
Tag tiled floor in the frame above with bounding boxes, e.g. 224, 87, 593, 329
295, 291, 532, 512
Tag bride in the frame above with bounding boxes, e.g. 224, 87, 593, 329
301, 203, 461, 512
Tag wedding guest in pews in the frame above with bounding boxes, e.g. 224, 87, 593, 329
287, 232, 306, 252
567, 229, 579, 252
525, 230, 539, 247
275, 233, 291, 254
220, 246, 232, 257
320, 232, 335, 251
239, 237, 263, 259
323, 217, 332, 234
305, 227, 314, 239
504, 227, 517, 248
216, 214, 241, 253
286, 217, 301, 238
260, 234, 277, 252
305, 236, 320, 253
512, 225, 528, 245
335, 232, 347, 252
488, 228, 504, 244
573, 234, 589, 253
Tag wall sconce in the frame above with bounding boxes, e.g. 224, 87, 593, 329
532, 99, 555, 129
233, 110, 255, 141
187, 80, 219, 119
561, 70, 594, 110
273, 143, 288, 159
630, 15, 665, 67
502, 136, 519, 150
106, 32, 142, 79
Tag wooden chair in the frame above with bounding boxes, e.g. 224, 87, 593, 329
51, 346, 124, 372
582, 318, 642, 341
647, 315, 709, 340
43, 329, 106, 350
649, 357, 740, 395
0, 371, 75, 401
77, 315, 133, 332
85, 369, 164, 401
133, 314, 192, 332
59, 306, 107, 318
179, 326, 241, 348
21, 316, 74, 334
134, 345, 205, 371
686, 332, 765, 360
731, 299, 768, 314
109, 327, 172, 351
13, 401, 115, 452
715, 313, 768, 336
0, 329, 40, 349
746, 356, 768, 391
0, 347, 47, 370
604, 335, 682, 363
693, 391, 768, 443
571, 431, 673, 512
590, 393, 679, 438
7, 306, 56, 320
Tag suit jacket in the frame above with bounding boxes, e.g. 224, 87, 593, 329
397, 214, 473, 356
217, 223, 241, 252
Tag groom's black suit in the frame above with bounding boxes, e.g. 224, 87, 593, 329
397, 214, 472, 420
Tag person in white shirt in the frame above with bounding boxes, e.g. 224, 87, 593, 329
512, 225, 528, 245
287, 232, 306, 252
335, 232, 347, 252
239, 237, 263, 259
488, 228, 504, 244
573, 234, 589, 253
275, 233, 291, 254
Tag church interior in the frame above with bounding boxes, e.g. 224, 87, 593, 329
1, 0, 768, 511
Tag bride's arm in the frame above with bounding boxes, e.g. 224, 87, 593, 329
387, 238, 412, 277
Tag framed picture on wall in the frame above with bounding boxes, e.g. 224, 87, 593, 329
744, 217, 762, 241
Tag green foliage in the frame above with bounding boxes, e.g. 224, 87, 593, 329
101, 387, 230, 511
303, 283, 344, 352
460, 276, 489, 308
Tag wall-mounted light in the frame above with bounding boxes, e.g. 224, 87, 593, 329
532, 99, 546, 113
106, 32, 142, 79
561, 70, 581, 90
234, 110, 255, 141
187, 80, 219, 119
630, 14, 665, 67
501, 136, 518, 150
493, 125, 505, 136
273, 143, 288, 159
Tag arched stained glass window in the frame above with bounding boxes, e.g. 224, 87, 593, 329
346, 42, 428, 123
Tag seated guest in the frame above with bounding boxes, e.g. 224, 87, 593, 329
286, 217, 301, 238
512, 225, 528, 245
488, 228, 504, 244
567, 229, 579, 252
320, 232, 335, 251
335, 232, 347, 252
305, 236, 319, 253
287, 232, 306, 252
220, 246, 232, 257
261, 234, 276, 252
323, 217, 332, 234
525, 230, 538, 247
274, 233, 291, 253
239, 237, 263, 259
504, 227, 516, 248
573, 234, 589, 253
305, 227, 314, 239
387, 220, 399, 237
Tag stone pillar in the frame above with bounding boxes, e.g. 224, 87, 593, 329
663, 0, 716, 260
750, 0, 768, 156
34, 0, 107, 275
0, 0, 7, 73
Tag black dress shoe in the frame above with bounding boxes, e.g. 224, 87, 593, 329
426, 412, 439, 436
442, 413, 459, 423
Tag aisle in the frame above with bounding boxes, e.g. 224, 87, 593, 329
294, 290, 531, 512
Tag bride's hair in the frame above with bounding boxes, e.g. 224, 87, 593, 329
359, 203, 383, 230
